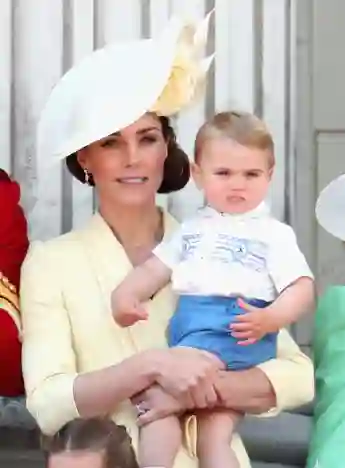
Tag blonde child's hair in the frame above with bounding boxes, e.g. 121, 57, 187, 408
194, 111, 275, 167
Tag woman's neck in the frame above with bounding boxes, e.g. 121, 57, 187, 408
98, 200, 163, 264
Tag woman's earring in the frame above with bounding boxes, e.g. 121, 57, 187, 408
84, 168, 90, 185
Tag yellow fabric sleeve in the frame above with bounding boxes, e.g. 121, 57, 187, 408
20, 243, 79, 435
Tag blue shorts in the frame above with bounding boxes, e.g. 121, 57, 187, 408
167, 295, 277, 370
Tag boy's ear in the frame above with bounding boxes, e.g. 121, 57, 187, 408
268, 165, 274, 180
191, 163, 203, 190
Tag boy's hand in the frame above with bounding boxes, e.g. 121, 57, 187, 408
112, 296, 148, 327
230, 298, 279, 345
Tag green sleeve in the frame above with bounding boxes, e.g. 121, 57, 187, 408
308, 286, 345, 468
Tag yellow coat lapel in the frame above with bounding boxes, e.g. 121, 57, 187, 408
77, 212, 178, 354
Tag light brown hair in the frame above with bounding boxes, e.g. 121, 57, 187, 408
42, 418, 139, 468
194, 111, 275, 167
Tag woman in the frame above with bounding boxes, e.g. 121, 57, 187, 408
21, 14, 314, 467
0, 169, 29, 396
44, 418, 139, 468
307, 175, 345, 467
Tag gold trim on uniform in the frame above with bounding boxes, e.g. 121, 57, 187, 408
0, 272, 21, 335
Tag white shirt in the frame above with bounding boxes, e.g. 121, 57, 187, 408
153, 203, 313, 301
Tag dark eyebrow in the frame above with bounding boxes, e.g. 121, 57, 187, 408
109, 126, 160, 137
137, 126, 161, 135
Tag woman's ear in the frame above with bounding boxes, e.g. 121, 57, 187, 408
76, 149, 87, 170
191, 162, 203, 191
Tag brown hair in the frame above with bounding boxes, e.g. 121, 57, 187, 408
66, 116, 190, 194
194, 111, 275, 167
42, 418, 139, 468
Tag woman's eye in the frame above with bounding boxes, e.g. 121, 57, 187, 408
141, 135, 158, 144
101, 138, 119, 148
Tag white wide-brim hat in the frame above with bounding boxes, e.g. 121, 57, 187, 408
316, 175, 345, 240
37, 12, 214, 184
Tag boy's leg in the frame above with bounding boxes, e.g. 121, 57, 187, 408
139, 415, 182, 468
196, 409, 242, 468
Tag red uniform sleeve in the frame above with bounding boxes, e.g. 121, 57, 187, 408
0, 169, 29, 396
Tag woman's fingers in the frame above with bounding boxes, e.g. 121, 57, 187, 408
154, 348, 222, 410
137, 408, 160, 426
192, 381, 218, 408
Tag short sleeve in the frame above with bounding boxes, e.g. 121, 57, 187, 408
268, 225, 314, 293
152, 226, 184, 269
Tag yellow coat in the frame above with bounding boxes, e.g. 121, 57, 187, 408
20, 212, 314, 467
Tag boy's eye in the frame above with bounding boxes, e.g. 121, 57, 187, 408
215, 170, 230, 176
246, 171, 260, 178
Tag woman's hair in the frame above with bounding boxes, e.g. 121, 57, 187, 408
65, 116, 190, 194
42, 418, 139, 468
194, 111, 275, 167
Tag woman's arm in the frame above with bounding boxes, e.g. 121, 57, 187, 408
21, 244, 221, 433
21, 243, 158, 434
214, 328, 314, 414
136, 329, 314, 424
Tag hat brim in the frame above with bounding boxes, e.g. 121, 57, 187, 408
37, 17, 192, 168
316, 174, 345, 240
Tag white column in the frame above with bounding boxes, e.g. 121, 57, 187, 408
262, 0, 289, 220
169, 0, 207, 220
95, 0, 141, 45
68, 0, 95, 229
13, 0, 64, 240
0, 0, 12, 173
214, 0, 256, 112
149, 0, 171, 210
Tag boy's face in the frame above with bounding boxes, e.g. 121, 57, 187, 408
192, 137, 273, 214
48, 451, 104, 468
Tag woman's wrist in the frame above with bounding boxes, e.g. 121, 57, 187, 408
214, 368, 276, 413
139, 348, 167, 383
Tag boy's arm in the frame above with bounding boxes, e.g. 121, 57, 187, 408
113, 255, 172, 304
267, 223, 315, 327
111, 256, 172, 326
233, 278, 315, 343
112, 226, 183, 326
232, 225, 315, 343
265, 276, 315, 328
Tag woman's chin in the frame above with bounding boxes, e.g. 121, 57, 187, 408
114, 189, 157, 207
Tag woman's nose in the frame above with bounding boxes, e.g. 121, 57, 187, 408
124, 143, 140, 166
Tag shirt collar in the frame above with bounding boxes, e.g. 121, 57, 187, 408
200, 201, 271, 220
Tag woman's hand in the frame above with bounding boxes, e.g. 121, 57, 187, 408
132, 385, 184, 426
151, 347, 223, 409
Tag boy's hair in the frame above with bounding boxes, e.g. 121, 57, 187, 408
194, 111, 275, 167
42, 418, 139, 468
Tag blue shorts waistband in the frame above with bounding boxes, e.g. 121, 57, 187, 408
177, 294, 271, 308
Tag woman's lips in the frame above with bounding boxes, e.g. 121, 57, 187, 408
116, 177, 148, 184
